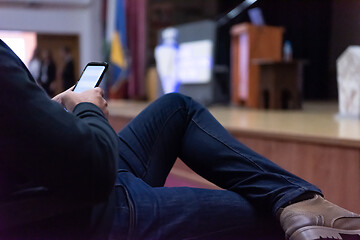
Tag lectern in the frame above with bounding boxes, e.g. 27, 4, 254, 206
230, 23, 284, 107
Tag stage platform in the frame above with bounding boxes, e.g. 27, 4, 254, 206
108, 100, 360, 213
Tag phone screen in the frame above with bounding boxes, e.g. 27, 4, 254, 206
73, 65, 106, 93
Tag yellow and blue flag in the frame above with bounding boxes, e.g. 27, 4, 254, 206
109, 0, 128, 93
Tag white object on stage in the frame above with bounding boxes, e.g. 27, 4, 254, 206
337, 46, 360, 118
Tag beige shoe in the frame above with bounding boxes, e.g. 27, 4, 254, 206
278, 195, 360, 240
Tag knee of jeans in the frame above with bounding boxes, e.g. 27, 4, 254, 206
161, 92, 192, 107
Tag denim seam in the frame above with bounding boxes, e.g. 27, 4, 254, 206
142, 106, 186, 180
118, 134, 146, 168
126, 127, 148, 167
117, 137, 145, 178
114, 184, 135, 240
186, 96, 311, 196
190, 118, 314, 206
190, 118, 267, 172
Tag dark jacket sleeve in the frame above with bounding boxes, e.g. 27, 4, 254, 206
0, 41, 118, 203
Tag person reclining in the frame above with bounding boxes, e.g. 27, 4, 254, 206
0, 39, 359, 240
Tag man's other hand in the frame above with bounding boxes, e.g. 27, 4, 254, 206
53, 87, 109, 118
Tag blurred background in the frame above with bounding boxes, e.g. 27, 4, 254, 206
0, 0, 358, 102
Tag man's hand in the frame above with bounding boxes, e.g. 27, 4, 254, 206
53, 87, 109, 118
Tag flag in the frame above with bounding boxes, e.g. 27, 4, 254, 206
108, 0, 128, 96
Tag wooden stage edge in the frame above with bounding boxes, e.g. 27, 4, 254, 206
108, 100, 360, 213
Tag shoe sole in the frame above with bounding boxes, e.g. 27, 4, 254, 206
289, 226, 360, 240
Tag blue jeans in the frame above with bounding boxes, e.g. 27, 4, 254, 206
108, 93, 321, 240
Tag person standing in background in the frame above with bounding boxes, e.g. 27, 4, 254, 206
61, 46, 75, 91
28, 48, 41, 84
39, 49, 56, 97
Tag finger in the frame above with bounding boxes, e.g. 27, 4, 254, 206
52, 95, 60, 102
94, 87, 104, 97
99, 88, 105, 97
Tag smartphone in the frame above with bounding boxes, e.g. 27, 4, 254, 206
73, 62, 108, 93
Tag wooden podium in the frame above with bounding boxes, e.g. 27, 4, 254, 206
230, 23, 284, 107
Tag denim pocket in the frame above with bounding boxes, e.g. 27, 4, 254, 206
109, 173, 136, 240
